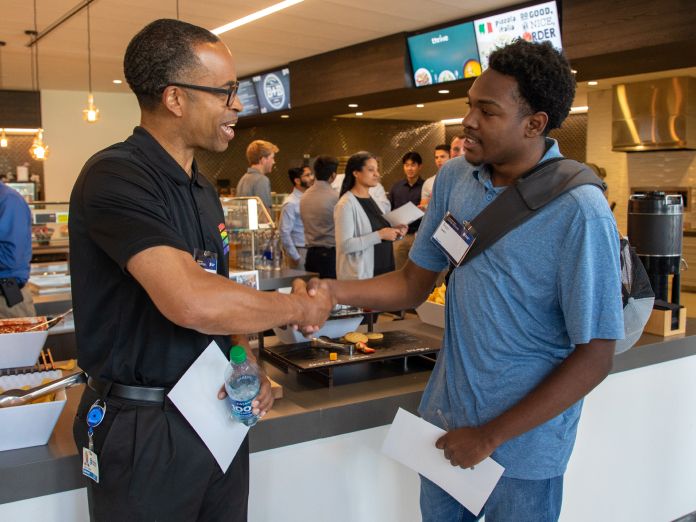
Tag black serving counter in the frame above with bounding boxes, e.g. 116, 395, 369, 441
2, 319, 696, 506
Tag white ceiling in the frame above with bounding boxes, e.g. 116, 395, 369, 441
0, 0, 520, 93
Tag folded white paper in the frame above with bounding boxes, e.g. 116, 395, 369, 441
382, 408, 504, 516
384, 201, 425, 227
168, 341, 248, 473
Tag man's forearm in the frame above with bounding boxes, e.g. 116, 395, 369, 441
481, 339, 615, 448
330, 260, 438, 311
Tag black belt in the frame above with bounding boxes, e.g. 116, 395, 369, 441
87, 376, 168, 403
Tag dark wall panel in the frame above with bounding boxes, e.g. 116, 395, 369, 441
0, 90, 41, 128
195, 118, 445, 196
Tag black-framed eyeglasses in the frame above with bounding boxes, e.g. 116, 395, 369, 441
168, 81, 239, 107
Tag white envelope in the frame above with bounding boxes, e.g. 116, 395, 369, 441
168, 341, 249, 473
382, 408, 504, 516
383, 201, 425, 227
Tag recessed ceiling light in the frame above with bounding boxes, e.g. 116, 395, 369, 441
570, 69, 578, 74
416, 104, 425, 108
211, 0, 304, 35
355, 112, 364, 116
570, 106, 589, 113
348, 103, 358, 108
438, 89, 450, 94
112, 79, 123, 84
588, 81, 598, 86
280, 114, 290, 119
441, 118, 462, 125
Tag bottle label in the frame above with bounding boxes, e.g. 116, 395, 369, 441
230, 398, 254, 419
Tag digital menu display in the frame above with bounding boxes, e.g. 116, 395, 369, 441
237, 79, 260, 117
252, 68, 291, 113
475, 1, 562, 71
407, 22, 481, 88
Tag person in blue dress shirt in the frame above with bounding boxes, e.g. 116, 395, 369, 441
279, 166, 314, 269
0, 181, 35, 318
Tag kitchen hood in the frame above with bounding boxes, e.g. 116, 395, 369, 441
612, 76, 696, 151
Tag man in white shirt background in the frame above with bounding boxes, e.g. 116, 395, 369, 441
279, 166, 314, 269
420, 144, 450, 209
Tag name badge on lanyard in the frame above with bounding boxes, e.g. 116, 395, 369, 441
431, 211, 477, 267
194, 248, 218, 274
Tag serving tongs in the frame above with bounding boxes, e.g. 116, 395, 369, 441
311, 336, 355, 357
0, 371, 86, 408
25, 309, 73, 332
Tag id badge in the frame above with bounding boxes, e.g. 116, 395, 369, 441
431, 212, 477, 267
194, 248, 218, 274
82, 447, 100, 483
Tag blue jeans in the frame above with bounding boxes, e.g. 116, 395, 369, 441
420, 474, 563, 522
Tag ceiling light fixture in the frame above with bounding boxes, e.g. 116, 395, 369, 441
441, 118, 463, 125
112, 79, 122, 84
27, 1, 49, 160
82, 4, 99, 123
355, 112, 364, 116
438, 89, 450, 94
280, 114, 289, 119
570, 106, 589, 113
211, 0, 304, 35
588, 81, 598, 86
348, 103, 358, 108
0, 129, 8, 148
416, 104, 425, 108
30, 129, 49, 160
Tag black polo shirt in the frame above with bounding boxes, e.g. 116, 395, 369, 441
69, 127, 230, 387
388, 177, 424, 235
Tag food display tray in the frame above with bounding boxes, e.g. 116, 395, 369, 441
261, 330, 440, 385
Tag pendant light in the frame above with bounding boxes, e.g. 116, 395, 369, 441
28, 1, 49, 160
30, 129, 48, 160
82, 3, 99, 123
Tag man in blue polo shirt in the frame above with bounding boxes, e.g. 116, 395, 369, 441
299, 40, 623, 521
0, 181, 35, 318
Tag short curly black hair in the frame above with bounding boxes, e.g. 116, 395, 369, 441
488, 40, 575, 133
124, 19, 219, 111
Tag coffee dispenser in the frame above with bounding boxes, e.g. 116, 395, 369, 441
627, 191, 685, 334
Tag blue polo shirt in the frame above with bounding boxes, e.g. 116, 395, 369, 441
0, 182, 32, 285
410, 139, 624, 479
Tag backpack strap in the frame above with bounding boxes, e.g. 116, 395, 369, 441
459, 158, 606, 267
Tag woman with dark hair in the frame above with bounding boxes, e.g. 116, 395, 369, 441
334, 151, 407, 280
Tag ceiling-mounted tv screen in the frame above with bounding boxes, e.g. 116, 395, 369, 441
237, 79, 260, 117
252, 68, 291, 113
474, 0, 562, 71
407, 22, 481, 88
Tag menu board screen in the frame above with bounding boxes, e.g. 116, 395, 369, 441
237, 79, 260, 117
475, 1, 562, 71
407, 22, 481, 88
252, 68, 291, 113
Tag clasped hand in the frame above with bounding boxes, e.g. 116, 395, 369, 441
291, 277, 336, 335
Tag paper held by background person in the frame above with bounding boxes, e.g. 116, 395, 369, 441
168, 341, 248, 473
382, 408, 504, 516
383, 202, 424, 228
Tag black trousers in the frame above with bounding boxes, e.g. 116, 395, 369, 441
305, 246, 336, 279
73, 386, 249, 522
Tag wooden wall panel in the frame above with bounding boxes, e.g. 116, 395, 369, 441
0, 90, 41, 128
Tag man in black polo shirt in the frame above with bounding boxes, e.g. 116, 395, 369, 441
388, 151, 425, 270
69, 19, 333, 522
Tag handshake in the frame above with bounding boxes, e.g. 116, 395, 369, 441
290, 277, 338, 335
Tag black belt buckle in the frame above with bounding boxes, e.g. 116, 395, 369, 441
0, 278, 24, 308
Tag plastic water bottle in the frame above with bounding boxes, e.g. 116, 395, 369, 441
224, 345, 261, 427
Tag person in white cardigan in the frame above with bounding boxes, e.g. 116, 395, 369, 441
334, 152, 407, 280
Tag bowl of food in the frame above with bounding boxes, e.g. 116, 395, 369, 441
438, 69, 456, 83
0, 317, 49, 369
32, 226, 54, 246
416, 283, 446, 328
